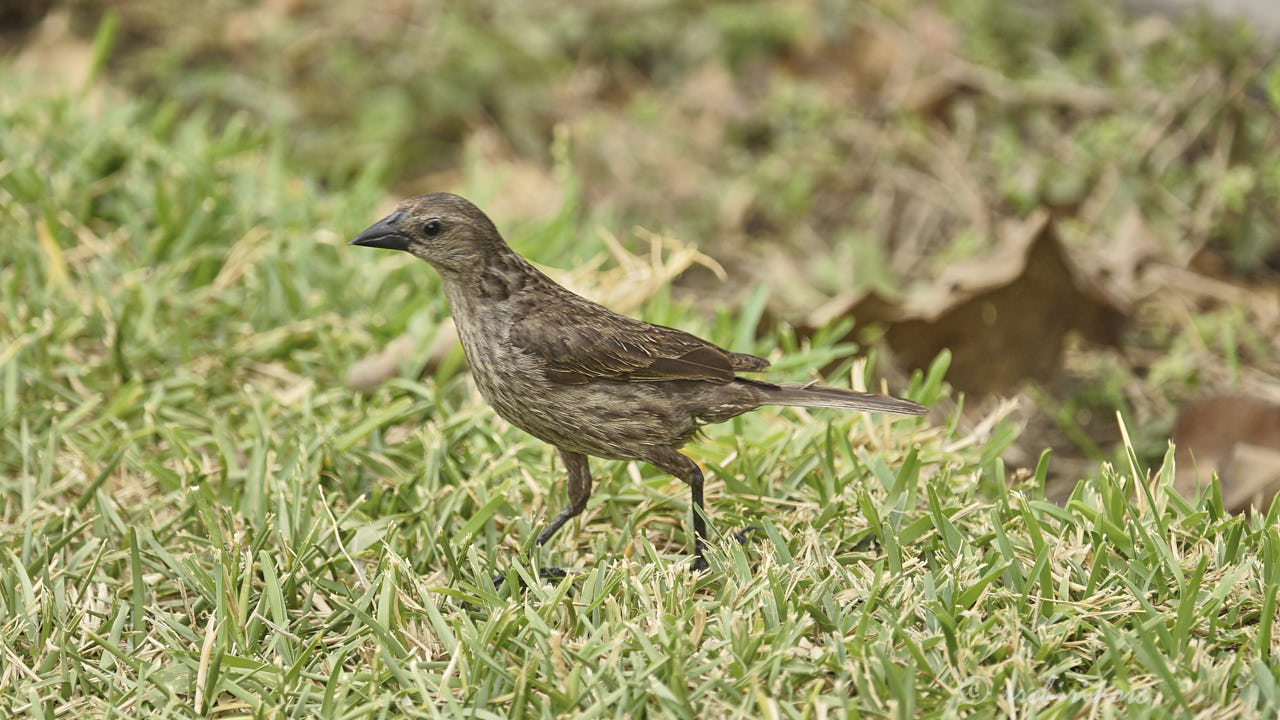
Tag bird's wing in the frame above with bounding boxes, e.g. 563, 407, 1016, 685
510, 304, 768, 385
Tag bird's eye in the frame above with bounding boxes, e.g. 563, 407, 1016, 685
424, 219, 443, 237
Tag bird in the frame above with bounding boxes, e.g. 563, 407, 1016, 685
350, 193, 927, 572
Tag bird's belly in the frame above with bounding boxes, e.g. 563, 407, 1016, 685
471, 365, 702, 459
454, 312, 721, 458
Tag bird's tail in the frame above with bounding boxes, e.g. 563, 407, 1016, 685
752, 380, 928, 416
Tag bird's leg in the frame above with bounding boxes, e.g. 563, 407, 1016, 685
492, 450, 592, 589
536, 449, 592, 547
647, 449, 711, 572
688, 465, 709, 571
533, 449, 592, 580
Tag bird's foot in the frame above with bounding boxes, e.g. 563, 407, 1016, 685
492, 565, 569, 589
539, 566, 569, 581
687, 527, 761, 573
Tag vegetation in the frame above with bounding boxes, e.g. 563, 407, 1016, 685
3, 1, 1279, 716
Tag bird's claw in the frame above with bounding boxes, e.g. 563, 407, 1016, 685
733, 525, 764, 545
492, 565, 570, 589
539, 566, 568, 581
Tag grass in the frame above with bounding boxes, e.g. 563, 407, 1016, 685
3, 43, 1280, 720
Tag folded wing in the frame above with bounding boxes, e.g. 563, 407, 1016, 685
511, 310, 768, 385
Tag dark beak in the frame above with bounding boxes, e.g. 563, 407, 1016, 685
349, 211, 409, 251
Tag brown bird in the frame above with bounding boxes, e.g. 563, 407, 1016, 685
350, 193, 927, 571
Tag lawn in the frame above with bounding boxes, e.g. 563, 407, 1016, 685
3, 5, 1280, 719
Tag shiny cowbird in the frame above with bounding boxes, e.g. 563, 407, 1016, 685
351, 193, 927, 570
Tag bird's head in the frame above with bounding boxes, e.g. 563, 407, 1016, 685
349, 192, 506, 275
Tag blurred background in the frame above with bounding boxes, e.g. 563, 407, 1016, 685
6, 0, 1279, 506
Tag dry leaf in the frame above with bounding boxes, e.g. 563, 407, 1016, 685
1172, 394, 1280, 512
833, 211, 1127, 394
1075, 205, 1167, 306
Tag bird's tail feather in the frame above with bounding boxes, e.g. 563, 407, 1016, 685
757, 381, 928, 416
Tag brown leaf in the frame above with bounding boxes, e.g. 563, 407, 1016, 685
1075, 205, 1168, 306
346, 333, 433, 392
11, 10, 93, 89
834, 211, 1127, 394
1173, 395, 1280, 513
